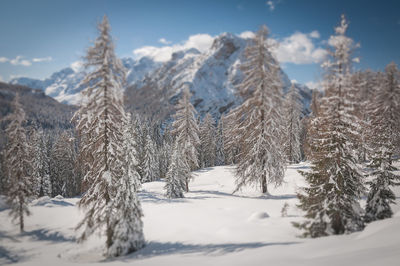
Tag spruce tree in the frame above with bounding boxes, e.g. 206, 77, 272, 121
283, 83, 303, 163
199, 113, 217, 168
4, 94, 33, 232
171, 87, 200, 191
295, 15, 365, 237
141, 132, 158, 182
51, 131, 78, 197
230, 25, 286, 194
73, 15, 144, 256
364, 62, 400, 222
30, 129, 52, 197
107, 115, 145, 256
215, 117, 225, 166
164, 141, 188, 198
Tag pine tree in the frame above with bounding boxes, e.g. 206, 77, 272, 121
230, 25, 286, 194
164, 141, 188, 198
171, 87, 200, 191
72, 16, 144, 256
4, 94, 33, 232
199, 113, 217, 168
283, 83, 303, 163
215, 117, 225, 166
364, 62, 400, 222
295, 15, 365, 237
51, 131, 78, 197
221, 114, 239, 165
107, 114, 145, 256
30, 129, 52, 197
141, 132, 158, 182
159, 126, 173, 179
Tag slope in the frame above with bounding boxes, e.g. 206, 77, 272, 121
0, 163, 399, 266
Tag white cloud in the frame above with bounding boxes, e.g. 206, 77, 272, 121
305, 81, 321, 90
0, 55, 52, 66
32, 56, 52, 62
9, 74, 23, 80
0, 75, 3, 82
272, 31, 327, 64
239, 31, 255, 39
266, 1, 275, 11
159, 38, 171, 45
133, 33, 215, 62
70, 60, 84, 72
309, 30, 320, 39
10, 56, 32, 66
0, 57, 9, 63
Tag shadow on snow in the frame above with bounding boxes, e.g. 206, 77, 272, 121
119, 241, 300, 261
21, 229, 75, 242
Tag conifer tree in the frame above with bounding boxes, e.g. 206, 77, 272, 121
364, 62, 400, 222
230, 25, 286, 194
199, 113, 217, 168
171, 87, 200, 191
221, 114, 239, 165
215, 117, 225, 166
283, 83, 303, 163
295, 15, 365, 237
4, 94, 33, 232
51, 131, 78, 197
164, 141, 188, 198
107, 115, 145, 256
141, 132, 158, 182
30, 129, 52, 197
72, 15, 144, 256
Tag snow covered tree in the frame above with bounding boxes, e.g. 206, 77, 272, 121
106, 114, 145, 256
30, 129, 52, 197
364, 62, 400, 223
171, 86, 200, 191
141, 131, 158, 182
0, 150, 6, 195
199, 113, 217, 168
73, 15, 144, 256
215, 117, 225, 166
230, 25, 286, 194
4, 94, 33, 232
283, 83, 303, 163
295, 15, 365, 237
221, 113, 239, 165
164, 141, 188, 198
159, 126, 173, 179
51, 131, 78, 197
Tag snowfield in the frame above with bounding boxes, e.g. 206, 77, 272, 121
1, 163, 400, 266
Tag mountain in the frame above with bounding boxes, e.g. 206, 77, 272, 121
0, 82, 76, 147
0, 82, 75, 129
10, 57, 161, 105
125, 33, 312, 121
10, 33, 312, 121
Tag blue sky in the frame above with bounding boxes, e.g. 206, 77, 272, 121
0, 0, 399, 87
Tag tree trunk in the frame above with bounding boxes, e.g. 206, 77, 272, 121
19, 201, 24, 232
261, 172, 268, 194
185, 177, 189, 192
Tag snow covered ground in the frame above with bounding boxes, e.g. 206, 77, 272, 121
1, 163, 400, 266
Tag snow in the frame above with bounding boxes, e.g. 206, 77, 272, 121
1, 162, 400, 265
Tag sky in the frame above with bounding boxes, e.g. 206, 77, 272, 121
0, 0, 399, 87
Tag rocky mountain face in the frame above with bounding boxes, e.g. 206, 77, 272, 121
10, 33, 312, 122
10, 57, 161, 105
125, 33, 312, 121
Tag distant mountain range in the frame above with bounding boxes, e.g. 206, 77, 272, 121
10, 32, 312, 121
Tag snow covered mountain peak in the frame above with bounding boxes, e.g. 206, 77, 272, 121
10, 32, 311, 119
